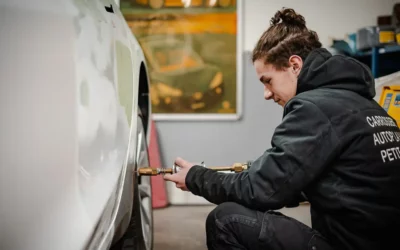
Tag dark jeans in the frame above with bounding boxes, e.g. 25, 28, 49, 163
206, 202, 334, 250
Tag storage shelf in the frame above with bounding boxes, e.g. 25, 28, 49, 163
352, 44, 400, 78
355, 44, 400, 57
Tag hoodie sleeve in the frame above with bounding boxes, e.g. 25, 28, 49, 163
185, 98, 340, 211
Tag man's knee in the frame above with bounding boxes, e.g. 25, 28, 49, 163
206, 202, 248, 228
207, 202, 242, 220
206, 203, 263, 249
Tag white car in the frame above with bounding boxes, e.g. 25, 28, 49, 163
0, 1, 154, 250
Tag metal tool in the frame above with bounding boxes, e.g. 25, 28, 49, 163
137, 161, 252, 176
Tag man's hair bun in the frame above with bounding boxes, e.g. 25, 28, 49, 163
270, 8, 306, 29
252, 7, 322, 69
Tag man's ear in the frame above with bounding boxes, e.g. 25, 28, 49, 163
288, 55, 303, 76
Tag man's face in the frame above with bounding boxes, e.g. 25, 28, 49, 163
254, 57, 302, 107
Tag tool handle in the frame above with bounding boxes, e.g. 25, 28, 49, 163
208, 166, 233, 171
172, 161, 205, 174
172, 164, 181, 174
137, 161, 252, 176
137, 167, 158, 176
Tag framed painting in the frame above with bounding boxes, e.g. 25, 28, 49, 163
120, 0, 243, 120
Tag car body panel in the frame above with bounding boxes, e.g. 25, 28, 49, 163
0, 1, 150, 249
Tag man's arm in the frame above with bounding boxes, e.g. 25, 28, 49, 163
185, 98, 340, 211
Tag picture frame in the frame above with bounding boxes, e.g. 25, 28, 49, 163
120, 0, 243, 121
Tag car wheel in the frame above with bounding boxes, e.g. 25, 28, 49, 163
111, 114, 154, 250
218, 0, 231, 7
135, 113, 154, 250
148, 0, 164, 9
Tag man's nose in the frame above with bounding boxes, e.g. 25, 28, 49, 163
264, 86, 273, 100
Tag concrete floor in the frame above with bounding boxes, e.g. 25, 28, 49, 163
153, 204, 311, 250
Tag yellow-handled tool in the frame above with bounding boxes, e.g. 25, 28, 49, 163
137, 161, 252, 176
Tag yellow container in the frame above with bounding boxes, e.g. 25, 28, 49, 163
379, 30, 395, 44
379, 85, 400, 127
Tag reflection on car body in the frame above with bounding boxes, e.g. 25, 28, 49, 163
139, 35, 224, 111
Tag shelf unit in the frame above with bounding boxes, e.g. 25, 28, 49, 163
352, 44, 400, 78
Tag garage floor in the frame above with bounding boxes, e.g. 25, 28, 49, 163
153, 204, 311, 250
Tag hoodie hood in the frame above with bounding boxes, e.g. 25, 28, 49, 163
297, 48, 375, 99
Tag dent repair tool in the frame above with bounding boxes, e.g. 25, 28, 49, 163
137, 161, 252, 176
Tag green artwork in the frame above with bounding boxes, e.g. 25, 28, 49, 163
121, 0, 241, 120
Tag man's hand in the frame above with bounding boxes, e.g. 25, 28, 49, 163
163, 157, 194, 191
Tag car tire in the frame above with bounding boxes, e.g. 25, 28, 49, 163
148, 0, 164, 9
111, 114, 154, 250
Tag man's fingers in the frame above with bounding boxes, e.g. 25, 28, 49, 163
175, 157, 192, 168
163, 174, 178, 182
176, 183, 188, 191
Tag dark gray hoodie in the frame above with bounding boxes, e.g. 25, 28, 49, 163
185, 48, 400, 250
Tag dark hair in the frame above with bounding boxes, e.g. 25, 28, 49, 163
252, 8, 322, 69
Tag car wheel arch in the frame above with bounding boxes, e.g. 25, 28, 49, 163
138, 61, 151, 138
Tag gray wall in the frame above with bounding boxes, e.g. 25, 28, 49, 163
154, 52, 284, 204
